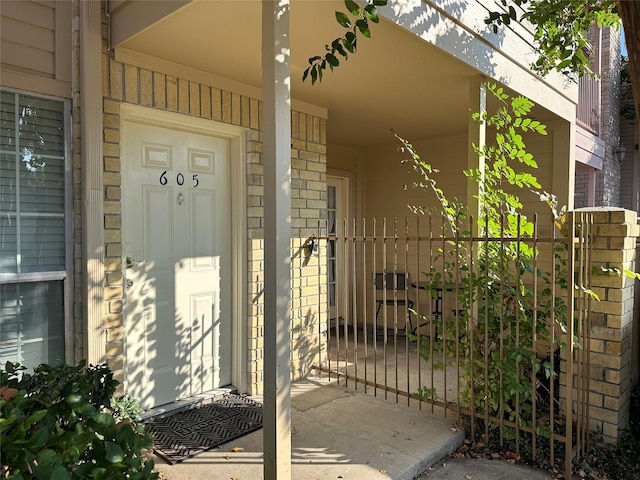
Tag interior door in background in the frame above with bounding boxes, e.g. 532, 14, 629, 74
327, 175, 349, 329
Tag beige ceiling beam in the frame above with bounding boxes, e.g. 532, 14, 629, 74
108, 0, 190, 48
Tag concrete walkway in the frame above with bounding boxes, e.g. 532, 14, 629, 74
419, 457, 565, 479
150, 376, 466, 480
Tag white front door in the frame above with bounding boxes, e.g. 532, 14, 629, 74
327, 176, 349, 324
122, 110, 233, 409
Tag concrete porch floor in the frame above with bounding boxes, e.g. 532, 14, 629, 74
324, 327, 462, 406
149, 376, 466, 480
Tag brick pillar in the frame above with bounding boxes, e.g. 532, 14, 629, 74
580, 207, 638, 442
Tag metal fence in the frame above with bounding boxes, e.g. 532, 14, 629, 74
313, 212, 593, 479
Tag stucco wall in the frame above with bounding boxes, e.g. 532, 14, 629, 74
355, 128, 558, 324
362, 130, 556, 225
364, 134, 468, 219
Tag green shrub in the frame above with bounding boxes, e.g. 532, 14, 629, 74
401, 84, 580, 465
0, 361, 158, 480
110, 395, 145, 423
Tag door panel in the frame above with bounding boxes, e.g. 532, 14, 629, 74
190, 292, 217, 394
123, 116, 232, 409
191, 190, 216, 268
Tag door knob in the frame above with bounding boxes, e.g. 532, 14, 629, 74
126, 279, 134, 288
126, 257, 145, 269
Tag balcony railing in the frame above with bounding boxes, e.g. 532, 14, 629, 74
576, 74, 601, 135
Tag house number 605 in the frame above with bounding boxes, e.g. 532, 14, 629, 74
159, 171, 199, 187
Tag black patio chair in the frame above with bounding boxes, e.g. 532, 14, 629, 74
373, 272, 414, 334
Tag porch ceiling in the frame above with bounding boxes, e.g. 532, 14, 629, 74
112, 0, 478, 148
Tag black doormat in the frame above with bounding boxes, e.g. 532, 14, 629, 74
146, 394, 263, 464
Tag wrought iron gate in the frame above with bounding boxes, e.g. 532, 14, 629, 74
313, 212, 593, 479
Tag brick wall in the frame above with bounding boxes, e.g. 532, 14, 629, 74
98, 48, 328, 395
574, 164, 591, 209
245, 111, 328, 395
594, 28, 622, 207
290, 113, 328, 382
561, 208, 639, 443
619, 57, 638, 212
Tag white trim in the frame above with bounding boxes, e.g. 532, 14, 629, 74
550, 119, 576, 212
80, 0, 105, 365
467, 77, 486, 227
120, 104, 247, 139
0, 272, 67, 283
63, 100, 74, 365
114, 47, 327, 120
118, 103, 248, 396
326, 167, 356, 228
0, 70, 71, 99
327, 174, 350, 324
576, 126, 605, 169
230, 131, 248, 394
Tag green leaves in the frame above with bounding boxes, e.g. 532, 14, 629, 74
335, 11, 352, 28
303, 0, 388, 84
344, 0, 360, 15
624, 269, 640, 280
65, 393, 82, 404
484, 1, 520, 32
404, 83, 572, 434
1, 362, 158, 480
514, 117, 546, 135
105, 441, 125, 463
356, 19, 371, 37
344, 31, 357, 53
485, 0, 620, 79
473, 84, 549, 217
365, 4, 380, 23
50, 466, 72, 480
326, 53, 339, 68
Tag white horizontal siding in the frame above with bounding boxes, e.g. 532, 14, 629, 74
1, 1, 55, 29
0, 0, 71, 97
1, 1, 55, 77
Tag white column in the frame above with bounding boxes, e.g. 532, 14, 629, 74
552, 119, 576, 212
468, 76, 486, 230
80, 0, 105, 365
262, 1, 292, 479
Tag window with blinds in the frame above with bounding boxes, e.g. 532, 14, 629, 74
0, 90, 69, 368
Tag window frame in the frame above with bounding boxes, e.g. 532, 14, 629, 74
0, 88, 74, 365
